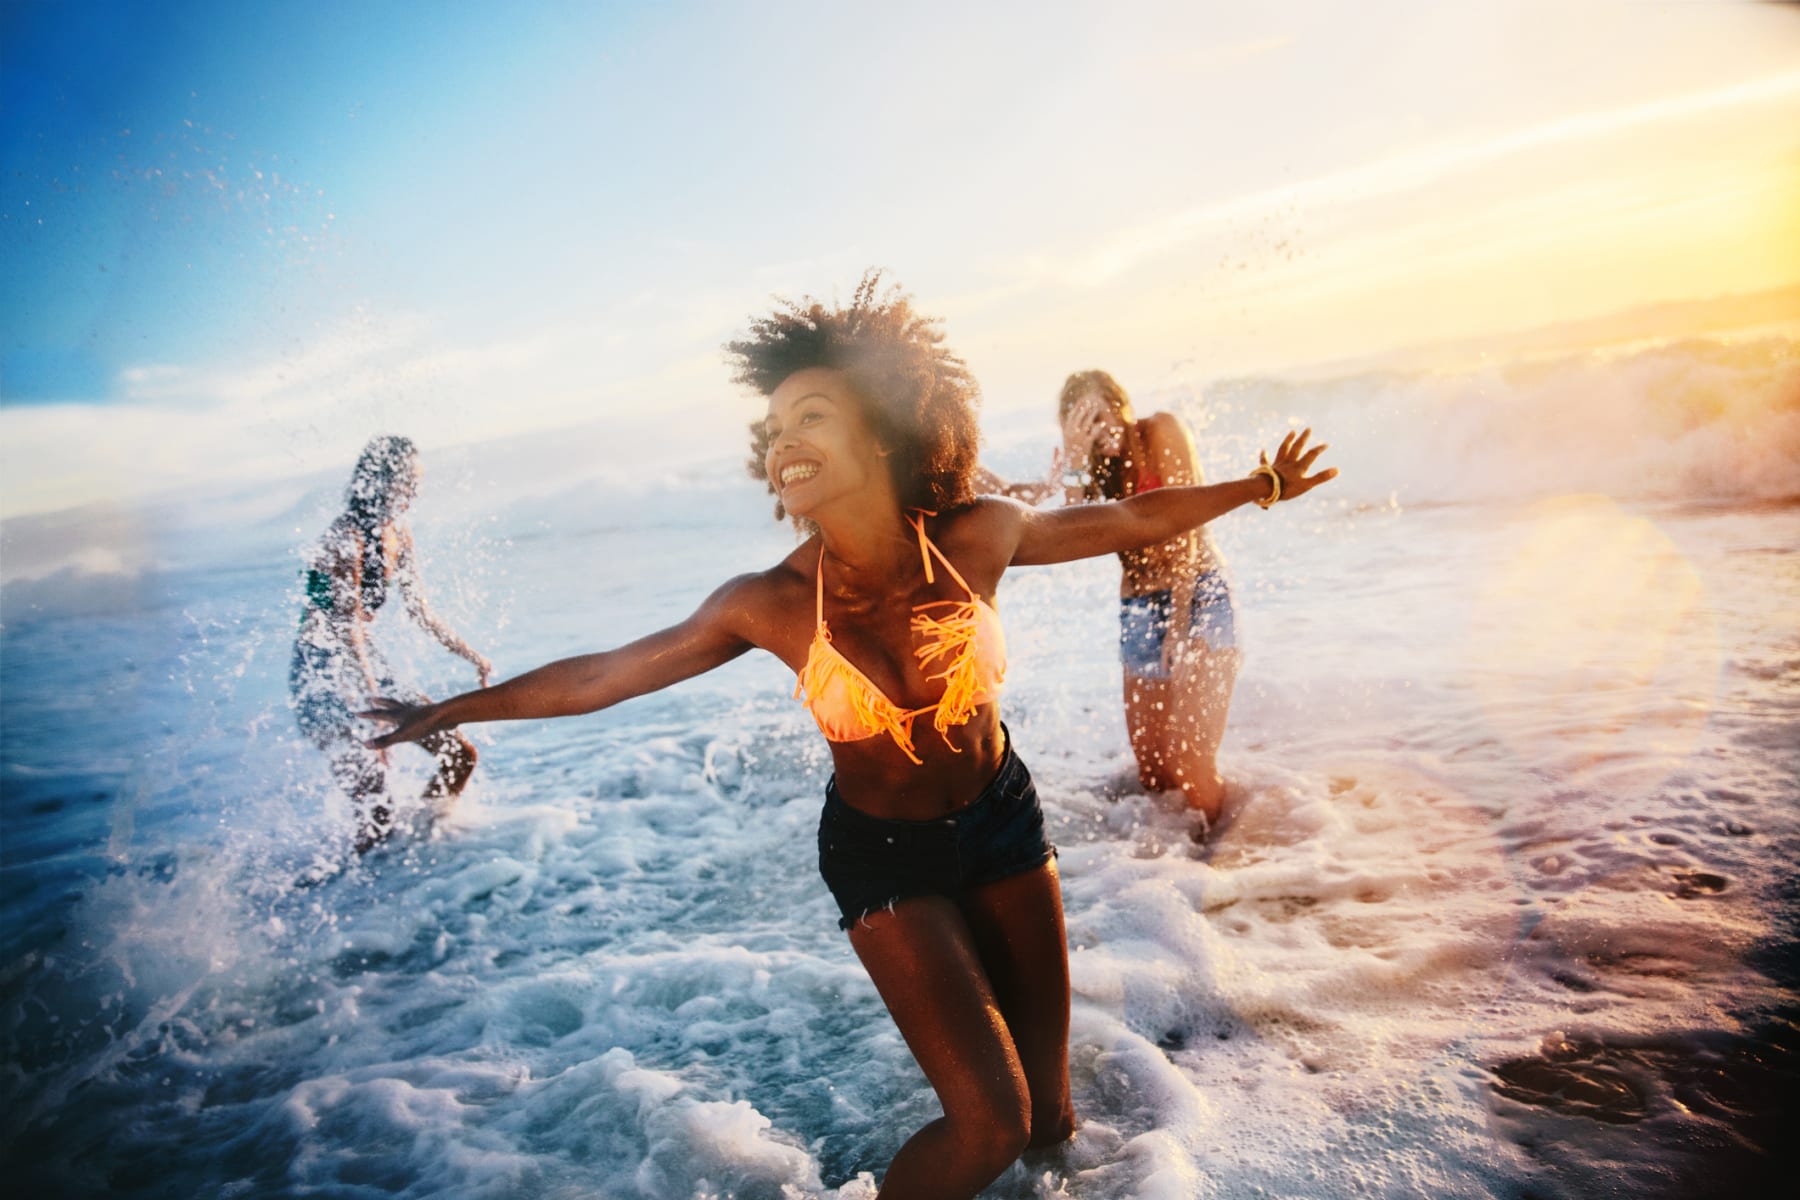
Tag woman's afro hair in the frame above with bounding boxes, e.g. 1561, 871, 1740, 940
730, 270, 981, 521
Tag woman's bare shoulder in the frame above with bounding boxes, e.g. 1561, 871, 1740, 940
1142, 411, 1200, 476
941, 495, 1027, 536
310, 515, 361, 567
934, 499, 1027, 585
1141, 410, 1194, 446
709, 540, 816, 614
700, 541, 818, 653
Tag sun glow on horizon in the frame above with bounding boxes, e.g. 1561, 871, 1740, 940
961, 69, 1800, 396
1057, 72, 1800, 290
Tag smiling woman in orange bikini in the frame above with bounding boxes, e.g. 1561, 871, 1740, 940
362, 274, 1335, 1200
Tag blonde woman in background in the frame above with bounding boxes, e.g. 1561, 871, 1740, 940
986, 371, 1268, 831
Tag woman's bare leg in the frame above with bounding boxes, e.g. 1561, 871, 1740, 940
330, 747, 392, 854
419, 729, 478, 801
1123, 672, 1178, 792
849, 896, 1034, 1199
1163, 645, 1240, 825
960, 862, 1075, 1148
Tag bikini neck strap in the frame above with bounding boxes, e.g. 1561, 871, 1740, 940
816, 511, 975, 626
907, 511, 974, 598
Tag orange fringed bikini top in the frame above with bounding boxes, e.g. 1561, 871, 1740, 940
795, 514, 1006, 764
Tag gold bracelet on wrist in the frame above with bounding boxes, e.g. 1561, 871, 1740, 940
1250, 463, 1282, 508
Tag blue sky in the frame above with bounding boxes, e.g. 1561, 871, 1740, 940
3, 0, 1797, 517
2, 0, 612, 399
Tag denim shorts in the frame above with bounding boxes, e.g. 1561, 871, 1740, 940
1118, 569, 1237, 679
817, 732, 1056, 931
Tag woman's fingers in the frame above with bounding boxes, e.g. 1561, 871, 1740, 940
358, 698, 406, 724
357, 699, 424, 747
1284, 427, 1311, 464
1064, 418, 1099, 458
1061, 398, 1094, 437
1255, 427, 1336, 499
1066, 397, 1111, 452
1290, 465, 1340, 497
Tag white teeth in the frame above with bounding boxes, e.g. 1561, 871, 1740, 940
780, 463, 819, 486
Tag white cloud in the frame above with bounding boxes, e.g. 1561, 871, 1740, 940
0, 292, 762, 520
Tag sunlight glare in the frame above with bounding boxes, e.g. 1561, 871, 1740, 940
1464, 496, 1722, 794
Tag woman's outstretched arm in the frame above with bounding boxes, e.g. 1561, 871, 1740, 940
1008, 428, 1336, 567
362, 573, 761, 748
393, 527, 494, 684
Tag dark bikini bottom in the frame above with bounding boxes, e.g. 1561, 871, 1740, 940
816, 729, 1055, 931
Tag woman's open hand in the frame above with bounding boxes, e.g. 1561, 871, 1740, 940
1060, 393, 1109, 463
1267, 427, 1337, 502
360, 697, 447, 749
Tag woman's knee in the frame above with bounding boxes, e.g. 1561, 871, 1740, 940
422, 730, 477, 770
420, 726, 466, 754
947, 1086, 1032, 1171
964, 1109, 1032, 1175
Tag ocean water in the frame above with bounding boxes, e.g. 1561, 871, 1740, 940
3, 336, 1797, 1198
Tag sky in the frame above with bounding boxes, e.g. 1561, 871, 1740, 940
2, 0, 1798, 519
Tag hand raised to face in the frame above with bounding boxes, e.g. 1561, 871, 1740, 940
1061, 392, 1119, 462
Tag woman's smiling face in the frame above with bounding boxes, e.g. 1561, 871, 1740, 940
763, 367, 890, 519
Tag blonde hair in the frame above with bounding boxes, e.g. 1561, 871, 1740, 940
1058, 370, 1137, 501
1057, 369, 1133, 425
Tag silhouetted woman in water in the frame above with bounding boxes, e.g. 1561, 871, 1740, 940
290, 435, 491, 852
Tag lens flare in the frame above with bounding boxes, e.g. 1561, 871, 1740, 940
1463, 495, 1722, 796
